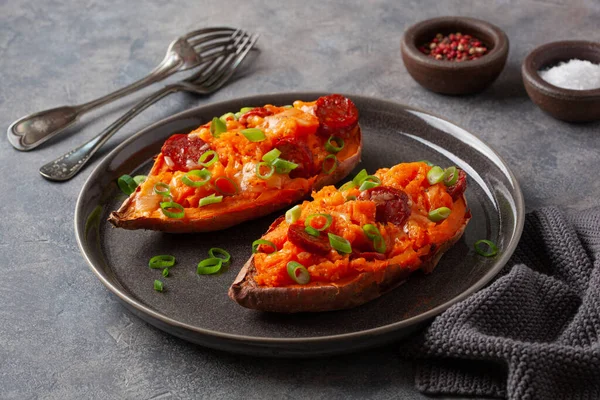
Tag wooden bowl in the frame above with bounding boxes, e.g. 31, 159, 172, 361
401, 16, 509, 95
522, 41, 600, 122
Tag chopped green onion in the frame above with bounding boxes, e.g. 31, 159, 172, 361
148, 255, 176, 269
153, 182, 171, 196
328, 233, 352, 254
428, 206, 451, 222
252, 239, 278, 254
427, 166, 445, 185
419, 160, 434, 166
241, 128, 266, 142
339, 181, 357, 192
153, 280, 164, 292
181, 169, 211, 187
305, 213, 332, 231
305, 226, 320, 237
286, 261, 310, 285
160, 201, 185, 219
358, 175, 381, 191
322, 154, 338, 174
352, 169, 369, 186
196, 258, 223, 275
199, 194, 223, 207
162, 268, 169, 277
133, 175, 147, 185
283, 105, 293, 109
373, 236, 387, 253
198, 150, 219, 167
273, 158, 299, 174
443, 166, 459, 186
285, 205, 302, 224
262, 148, 281, 164
474, 240, 498, 257
118, 174, 137, 195
234, 111, 242, 119
210, 116, 227, 137
220, 112, 235, 122
240, 107, 254, 113
255, 162, 275, 180
325, 136, 345, 153
346, 195, 357, 201
362, 224, 381, 240
208, 247, 231, 266
213, 176, 239, 196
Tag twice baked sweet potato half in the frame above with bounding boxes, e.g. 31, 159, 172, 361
229, 161, 471, 312
108, 94, 362, 233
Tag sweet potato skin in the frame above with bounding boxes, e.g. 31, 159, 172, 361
108, 129, 362, 233
228, 196, 470, 313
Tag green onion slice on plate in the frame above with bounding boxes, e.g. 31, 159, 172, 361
148, 255, 175, 269
162, 268, 169, 277
118, 174, 137, 195
197, 258, 223, 275
208, 247, 231, 266
153, 280, 164, 292
160, 201, 185, 219
328, 233, 352, 254
474, 240, 498, 257
286, 261, 310, 285
352, 169, 368, 186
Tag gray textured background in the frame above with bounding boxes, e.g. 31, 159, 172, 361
2, 0, 599, 399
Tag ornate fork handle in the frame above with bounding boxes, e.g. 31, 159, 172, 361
39, 86, 177, 181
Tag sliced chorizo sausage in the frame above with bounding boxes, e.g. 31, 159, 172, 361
161, 134, 210, 172
358, 186, 411, 226
275, 138, 314, 179
238, 107, 273, 125
287, 223, 331, 255
315, 94, 359, 138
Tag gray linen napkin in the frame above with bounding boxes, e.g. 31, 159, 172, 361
407, 206, 600, 399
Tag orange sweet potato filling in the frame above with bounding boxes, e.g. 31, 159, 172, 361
120, 101, 360, 221
253, 162, 468, 287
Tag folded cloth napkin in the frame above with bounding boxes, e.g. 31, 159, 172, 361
406, 206, 600, 399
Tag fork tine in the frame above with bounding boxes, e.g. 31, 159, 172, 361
184, 31, 248, 81
181, 26, 236, 41
188, 29, 246, 54
203, 34, 259, 91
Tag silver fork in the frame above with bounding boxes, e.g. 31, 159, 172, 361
39, 33, 259, 182
8, 27, 243, 151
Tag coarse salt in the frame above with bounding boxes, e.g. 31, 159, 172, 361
538, 59, 600, 90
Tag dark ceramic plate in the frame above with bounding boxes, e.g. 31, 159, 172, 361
75, 92, 524, 357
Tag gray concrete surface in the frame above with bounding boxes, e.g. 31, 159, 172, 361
2, 0, 599, 398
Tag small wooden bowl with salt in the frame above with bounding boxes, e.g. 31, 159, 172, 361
522, 40, 600, 122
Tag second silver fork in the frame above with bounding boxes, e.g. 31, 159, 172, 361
39, 32, 259, 182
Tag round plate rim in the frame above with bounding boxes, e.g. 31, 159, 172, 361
74, 91, 525, 349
